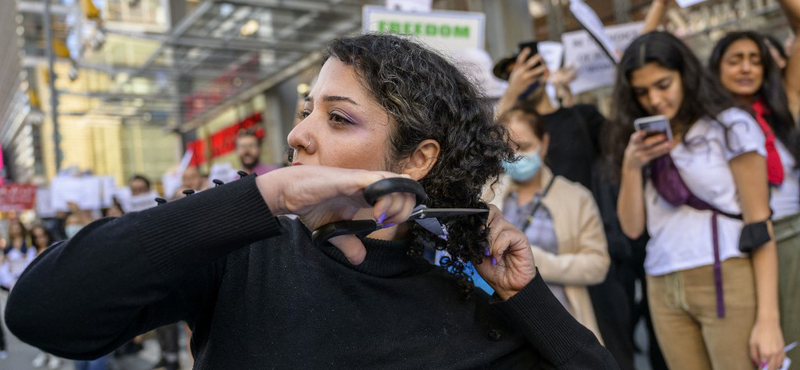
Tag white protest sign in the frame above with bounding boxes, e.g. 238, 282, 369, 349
162, 171, 183, 200
537, 41, 566, 107
569, 0, 619, 64
124, 191, 160, 213
386, 0, 432, 12
363, 6, 485, 54
563, 21, 643, 94
538, 41, 564, 72
208, 163, 240, 187
36, 188, 56, 218
99, 176, 116, 208
50, 176, 103, 212
676, 0, 706, 7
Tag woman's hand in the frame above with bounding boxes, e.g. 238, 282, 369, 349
255, 165, 417, 265
749, 317, 785, 370
506, 49, 548, 99
622, 131, 673, 171
473, 205, 537, 300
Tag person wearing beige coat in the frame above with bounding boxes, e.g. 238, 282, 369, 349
488, 106, 610, 344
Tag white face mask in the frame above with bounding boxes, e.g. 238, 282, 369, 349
65, 225, 84, 239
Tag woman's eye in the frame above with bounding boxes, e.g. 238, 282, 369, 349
634, 89, 647, 97
298, 110, 311, 119
329, 113, 353, 125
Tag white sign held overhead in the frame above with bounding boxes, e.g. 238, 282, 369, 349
363, 6, 485, 54
386, 0, 432, 12
563, 21, 643, 94
569, 0, 620, 64
537, 41, 564, 72
675, 0, 706, 8
50, 177, 104, 212
124, 191, 160, 213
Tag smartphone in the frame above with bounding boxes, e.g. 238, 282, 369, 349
634, 115, 673, 142
518, 41, 540, 63
517, 41, 543, 100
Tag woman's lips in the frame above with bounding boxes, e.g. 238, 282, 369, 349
292, 162, 302, 166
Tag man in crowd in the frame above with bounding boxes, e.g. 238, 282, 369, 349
130, 174, 151, 196
236, 129, 276, 175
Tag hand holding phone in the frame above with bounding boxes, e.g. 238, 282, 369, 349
634, 115, 673, 143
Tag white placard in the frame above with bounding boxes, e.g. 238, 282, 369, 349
538, 41, 564, 72
563, 22, 643, 94
99, 176, 117, 208
36, 188, 56, 218
208, 163, 240, 187
386, 0, 432, 12
569, 0, 620, 64
162, 171, 183, 201
124, 191, 160, 213
676, 0, 706, 7
363, 6, 485, 54
50, 177, 103, 212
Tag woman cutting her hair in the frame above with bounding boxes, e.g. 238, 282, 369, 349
6, 34, 615, 369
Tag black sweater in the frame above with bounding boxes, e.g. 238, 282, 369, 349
5, 175, 617, 369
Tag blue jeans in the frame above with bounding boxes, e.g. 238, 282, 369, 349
74, 354, 110, 370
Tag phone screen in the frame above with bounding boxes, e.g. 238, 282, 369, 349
634, 116, 672, 142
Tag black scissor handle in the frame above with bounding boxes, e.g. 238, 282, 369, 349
363, 177, 427, 207
312, 219, 379, 247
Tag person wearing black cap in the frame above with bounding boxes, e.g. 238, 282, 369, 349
494, 45, 640, 370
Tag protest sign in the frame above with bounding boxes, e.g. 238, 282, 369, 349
124, 191, 160, 213
676, 0, 706, 8
563, 21, 643, 94
569, 0, 619, 64
50, 177, 103, 211
386, 0, 432, 12
364, 6, 485, 54
0, 184, 38, 212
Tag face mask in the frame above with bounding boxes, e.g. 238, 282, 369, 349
502, 149, 542, 182
65, 225, 84, 239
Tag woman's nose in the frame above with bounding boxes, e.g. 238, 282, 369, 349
287, 122, 315, 155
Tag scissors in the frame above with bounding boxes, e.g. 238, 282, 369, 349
311, 177, 488, 247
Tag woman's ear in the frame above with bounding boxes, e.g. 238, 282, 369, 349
402, 139, 440, 180
540, 133, 550, 158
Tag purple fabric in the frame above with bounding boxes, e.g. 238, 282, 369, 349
650, 155, 727, 318
711, 212, 725, 318
247, 162, 278, 176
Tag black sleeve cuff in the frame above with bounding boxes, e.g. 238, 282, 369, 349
491, 269, 599, 366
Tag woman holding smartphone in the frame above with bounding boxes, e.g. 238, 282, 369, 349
607, 31, 785, 370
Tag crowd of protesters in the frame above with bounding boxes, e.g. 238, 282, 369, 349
1, 0, 798, 369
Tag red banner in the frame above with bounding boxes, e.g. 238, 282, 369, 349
0, 184, 38, 211
188, 113, 264, 166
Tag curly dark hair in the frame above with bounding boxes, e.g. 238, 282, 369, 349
604, 31, 740, 180
323, 34, 515, 297
709, 31, 800, 168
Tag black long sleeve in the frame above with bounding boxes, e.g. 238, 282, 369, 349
6, 174, 616, 369
5, 175, 279, 359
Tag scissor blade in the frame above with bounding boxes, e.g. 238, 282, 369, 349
415, 217, 446, 236
414, 208, 488, 219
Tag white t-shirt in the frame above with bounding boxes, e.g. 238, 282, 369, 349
771, 139, 800, 220
644, 108, 766, 276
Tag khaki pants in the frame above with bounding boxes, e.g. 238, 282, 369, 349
647, 258, 756, 370
776, 212, 800, 359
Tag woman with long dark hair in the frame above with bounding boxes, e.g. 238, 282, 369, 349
5, 34, 616, 369
708, 1, 800, 353
608, 31, 785, 370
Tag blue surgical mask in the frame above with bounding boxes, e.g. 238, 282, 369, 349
65, 225, 83, 239
502, 150, 542, 182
